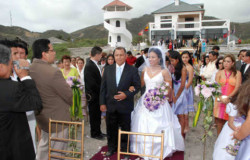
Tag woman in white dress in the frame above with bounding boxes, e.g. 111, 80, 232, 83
131, 47, 185, 159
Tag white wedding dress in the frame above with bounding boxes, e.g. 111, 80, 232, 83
131, 71, 185, 159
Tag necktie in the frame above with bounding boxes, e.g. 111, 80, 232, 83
116, 67, 122, 86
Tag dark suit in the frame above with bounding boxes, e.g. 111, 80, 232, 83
100, 63, 140, 151
0, 78, 42, 160
240, 64, 250, 83
84, 59, 102, 137
236, 60, 243, 71
135, 55, 144, 68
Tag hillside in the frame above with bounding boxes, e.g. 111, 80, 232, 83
0, 14, 250, 44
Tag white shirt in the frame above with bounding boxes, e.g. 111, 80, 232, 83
244, 64, 250, 73
77, 67, 85, 85
202, 60, 217, 82
91, 59, 102, 75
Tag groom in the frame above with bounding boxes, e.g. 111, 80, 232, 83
100, 47, 141, 156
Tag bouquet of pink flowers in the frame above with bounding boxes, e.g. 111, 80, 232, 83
193, 80, 221, 140
143, 82, 170, 111
66, 76, 84, 121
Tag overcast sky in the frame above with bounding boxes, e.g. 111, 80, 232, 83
0, 0, 249, 33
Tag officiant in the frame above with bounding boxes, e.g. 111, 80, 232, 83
0, 44, 42, 160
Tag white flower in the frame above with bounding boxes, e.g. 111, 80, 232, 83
201, 87, 212, 99
194, 86, 200, 96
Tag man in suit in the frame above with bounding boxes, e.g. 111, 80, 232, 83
135, 48, 148, 68
0, 44, 42, 160
84, 46, 104, 140
236, 49, 246, 70
240, 50, 250, 83
100, 47, 141, 156
29, 39, 73, 160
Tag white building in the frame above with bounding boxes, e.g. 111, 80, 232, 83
149, 0, 230, 44
103, 0, 133, 48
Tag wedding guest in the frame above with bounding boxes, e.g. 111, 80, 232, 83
56, 60, 64, 69
181, 51, 195, 133
1, 39, 38, 152
29, 39, 73, 160
201, 51, 218, 81
135, 48, 148, 69
106, 54, 115, 65
71, 57, 76, 68
233, 79, 250, 160
236, 50, 246, 70
126, 51, 137, 66
165, 56, 174, 74
99, 52, 107, 70
214, 54, 242, 135
76, 58, 85, 84
240, 50, 250, 83
76, 58, 87, 116
199, 55, 209, 76
170, 51, 188, 137
212, 45, 220, 54
84, 46, 105, 140
0, 44, 42, 160
211, 56, 224, 83
61, 55, 79, 79
0, 40, 18, 61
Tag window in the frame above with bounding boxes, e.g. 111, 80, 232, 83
185, 18, 194, 28
117, 36, 121, 42
160, 16, 172, 22
161, 16, 172, 20
109, 36, 111, 42
161, 24, 172, 28
116, 20, 120, 27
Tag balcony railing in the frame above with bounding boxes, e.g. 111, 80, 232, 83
149, 19, 229, 30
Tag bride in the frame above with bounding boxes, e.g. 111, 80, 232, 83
130, 47, 185, 159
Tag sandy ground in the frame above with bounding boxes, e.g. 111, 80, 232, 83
82, 99, 217, 160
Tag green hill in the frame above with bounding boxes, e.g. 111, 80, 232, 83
0, 14, 250, 44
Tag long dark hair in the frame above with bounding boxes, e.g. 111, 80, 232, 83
181, 51, 193, 66
170, 51, 183, 81
105, 54, 115, 66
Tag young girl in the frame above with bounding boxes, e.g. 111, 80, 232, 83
181, 51, 195, 133
213, 102, 244, 160
169, 51, 187, 137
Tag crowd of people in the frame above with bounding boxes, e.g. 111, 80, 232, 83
0, 38, 249, 160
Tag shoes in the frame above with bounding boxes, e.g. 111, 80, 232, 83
105, 150, 115, 157
91, 134, 104, 140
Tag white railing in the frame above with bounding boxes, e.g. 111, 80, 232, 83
104, 21, 132, 41
104, 11, 131, 20
150, 18, 230, 30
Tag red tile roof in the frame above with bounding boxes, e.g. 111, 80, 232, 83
103, 0, 132, 10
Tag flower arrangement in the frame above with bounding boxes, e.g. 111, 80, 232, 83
225, 140, 241, 156
66, 76, 84, 121
143, 82, 170, 111
193, 80, 221, 160
66, 76, 84, 158
193, 81, 221, 128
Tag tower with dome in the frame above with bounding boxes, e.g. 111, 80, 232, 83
102, 0, 132, 48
